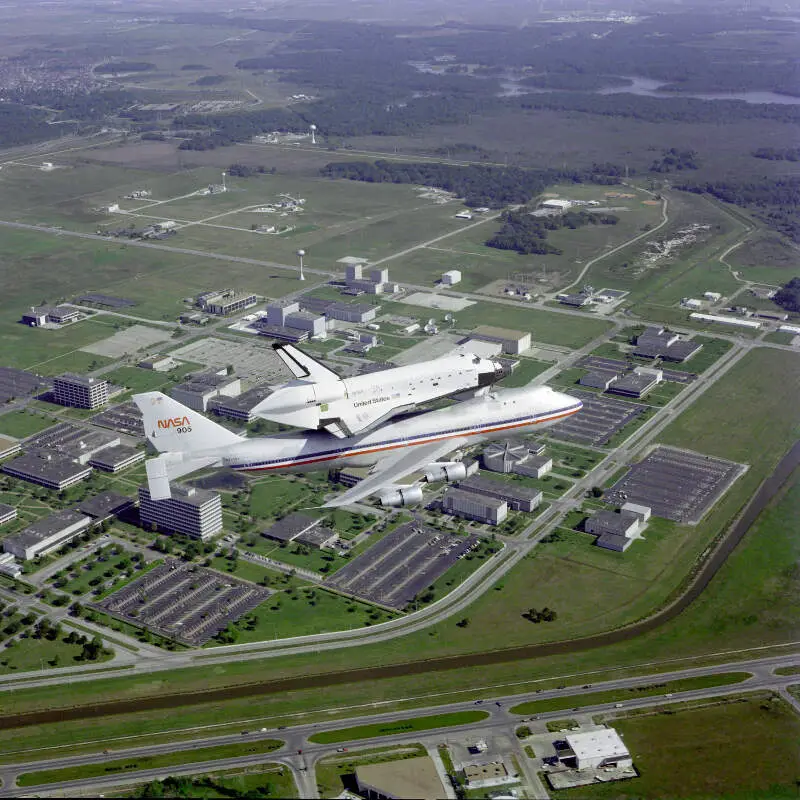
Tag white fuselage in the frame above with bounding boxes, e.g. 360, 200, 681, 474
251, 352, 504, 435
220, 385, 581, 475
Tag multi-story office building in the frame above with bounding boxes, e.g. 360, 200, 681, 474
138, 484, 222, 540
53, 374, 109, 409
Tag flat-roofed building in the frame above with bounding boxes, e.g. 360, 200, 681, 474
198, 289, 257, 316
138, 355, 175, 372
470, 326, 531, 354
295, 525, 338, 549
463, 761, 513, 789
621, 501, 651, 522
53, 374, 109, 409
262, 512, 319, 543
558, 292, 591, 307
78, 491, 136, 521
138, 484, 222, 540
21, 305, 80, 326
266, 299, 301, 326
442, 269, 462, 285
633, 326, 702, 362
285, 311, 326, 336
208, 385, 272, 423
27, 423, 120, 464
3, 451, 92, 490
171, 372, 241, 412
608, 368, 662, 398
3, 509, 92, 560
0, 436, 21, 461
326, 302, 378, 324
0, 553, 22, 578
89, 445, 144, 473
356, 755, 446, 800
580, 370, 619, 390
0, 503, 17, 525
562, 729, 631, 769
253, 322, 310, 343
458, 474, 543, 512
443, 487, 508, 525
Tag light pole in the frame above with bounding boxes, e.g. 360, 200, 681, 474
297, 249, 306, 281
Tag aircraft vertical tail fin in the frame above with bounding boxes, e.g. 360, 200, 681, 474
133, 392, 242, 454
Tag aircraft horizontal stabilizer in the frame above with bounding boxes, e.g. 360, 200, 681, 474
144, 452, 221, 500
273, 343, 339, 382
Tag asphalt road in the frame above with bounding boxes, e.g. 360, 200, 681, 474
0, 652, 796, 797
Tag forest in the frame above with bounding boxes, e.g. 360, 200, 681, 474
676, 177, 800, 243
486, 209, 619, 255
321, 160, 623, 208
773, 278, 800, 313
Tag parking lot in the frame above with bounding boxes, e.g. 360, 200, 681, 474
80, 324, 172, 358
91, 403, 145, 437
549, 390, 647, 447
327, 523, 479, 610
577, 356, 697, 384
604, 445, 747, 524
0, 367, 51, 404
169, 337, 290, 384
94, 559, 270, 646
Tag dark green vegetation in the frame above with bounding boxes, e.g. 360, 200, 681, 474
131, 768, 297, 799
0, 104, 54, 148
558, 694, 800, 799
510, 672, 749, 714
308, 710, 489, 744
774, 277, 800, 313
487, 208, 618, 255
322, 160, 622, 208
17, 738, 283, 786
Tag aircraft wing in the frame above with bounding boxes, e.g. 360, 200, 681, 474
322, 437, 468, 508
273, 343, 339, 382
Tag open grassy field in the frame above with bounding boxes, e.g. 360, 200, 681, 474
0, 411, 55, 439
509, 672, 749, 714
309, 709, 489, 744
557, 694, 800, 799
17, 737, 284, 786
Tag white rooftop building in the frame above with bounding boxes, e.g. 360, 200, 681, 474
563, 729, 631, 770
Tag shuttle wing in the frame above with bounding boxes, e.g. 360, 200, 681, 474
323, 436, 468, 508
273, 343, 339, 382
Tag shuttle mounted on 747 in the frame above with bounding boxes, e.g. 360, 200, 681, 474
134, 344, 582, 508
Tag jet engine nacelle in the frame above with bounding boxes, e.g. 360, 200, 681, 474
378, 486, 424, 507
423, 462, 467, 483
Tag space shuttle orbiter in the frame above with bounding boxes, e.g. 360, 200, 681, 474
252, 343, 506, 438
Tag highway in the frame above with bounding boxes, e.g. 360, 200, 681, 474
0, 653, 796, 797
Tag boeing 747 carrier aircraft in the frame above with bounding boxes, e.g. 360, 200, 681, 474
135, 381, 581, 508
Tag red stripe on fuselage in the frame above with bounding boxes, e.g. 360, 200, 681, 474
238, 406, 579, 474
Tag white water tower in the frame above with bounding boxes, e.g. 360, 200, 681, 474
297, 249, 306, 281
309, 124, 317, 144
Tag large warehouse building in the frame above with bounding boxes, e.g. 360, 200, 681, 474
3, 510, 92, 561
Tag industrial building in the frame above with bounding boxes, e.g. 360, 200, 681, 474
343, 264, 395, 295
0, 436, 21, 461
28, 423, 120, 465
482, 440, 552, 478
442, 269, 462, 285
585, 504, 650, 551
53, 374, 109, 409
458, 474, 543, 512
689, 312, 762, 330
138, 355, 175, 372
607, 367, 662, 399
632, 326, 703, 361
580, 371, 620, 390
3, 509, 92, 561
326, 301, 379, 324
21, 305, 81, 327
442, 487, 508, 525
356, 756, 446, 800
0, 553, 22, 578
0, 503, 17, 526
255, 301, 327, 340
171, 371, 241, 412
557, 292, 591, 308
196, 289, 257, 316
560, 729, 632, 770
541, 198, 573, 210
138, 484, 222, 540
208, 385, 273, 423
77, 491, 136, 521
3, 451, 92, 490
262, 512, 338, 549
88, 445, 144, 473
469, 326, 531, 354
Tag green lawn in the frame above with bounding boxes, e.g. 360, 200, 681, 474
557, 694, 800, 799
0, 636, 111, 675
0, 411, 55, 439
510, 672, 749, 714
250, 477, 326, 519
309, 710, 489, 744
499, 359, 551, 387
17, 738, 284, 786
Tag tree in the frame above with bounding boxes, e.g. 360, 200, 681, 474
456, 617, 470, 628
774, 277, 800, 313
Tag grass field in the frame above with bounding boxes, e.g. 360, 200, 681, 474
557, 694, 800, 799
249, 477, 327, 519
509, 672, 749, 714
0, 411, 55, 439
17, 737, 283, 786
309, 710, 489, 744
498, 358, 551, 387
